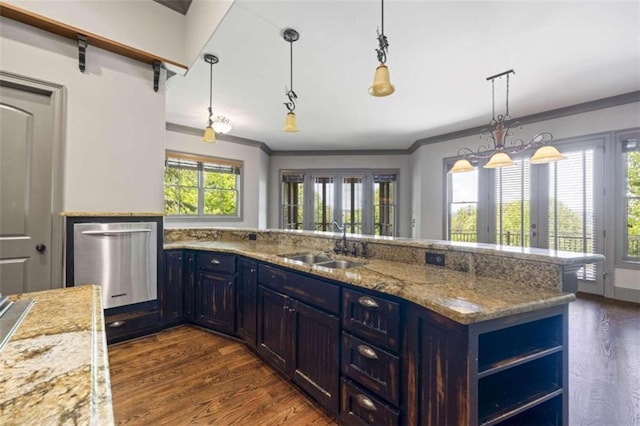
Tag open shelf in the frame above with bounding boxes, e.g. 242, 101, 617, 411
478, 351, 562, 425
478, 315, 563, 375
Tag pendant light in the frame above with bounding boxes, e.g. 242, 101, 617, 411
282, 28, 300, 133
450, 70, 564, 173
202, 54, 219, 143
369, 0, 394, 97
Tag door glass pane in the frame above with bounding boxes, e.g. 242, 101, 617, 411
495, 159, 531, 247
624, 150, 640, 258
313, 176, 334, 231
548, 149, 596, 280
449, 168, 478, 242
282, 173, 304, 230
374, 174, 397, 236
342, 176, 363, 234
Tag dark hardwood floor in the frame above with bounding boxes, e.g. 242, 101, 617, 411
569, 294, 640, 426
108, 326, 336, 425
108, 295, 639, 425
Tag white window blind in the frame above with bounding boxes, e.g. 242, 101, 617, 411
495, 159, 531, 247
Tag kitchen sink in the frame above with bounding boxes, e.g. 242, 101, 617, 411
315, 260, 363, 269
278, 252, 363, 269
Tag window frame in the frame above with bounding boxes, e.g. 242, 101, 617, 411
279, 168, 399, 237
616, 128, 640, 268
164, 150, 243, 222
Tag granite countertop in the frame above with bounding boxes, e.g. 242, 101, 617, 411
0, 285, 114, 425
165, 240, 575, 325
60, 211, 164, 217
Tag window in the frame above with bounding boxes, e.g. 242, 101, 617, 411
373, 173, 396, 236
280, 169, 398, 236
622, 137, 640, 260
447, 166, 479, 242
282, 172, 304, 230
495, 158, 531, 247
164, 151, 241, 218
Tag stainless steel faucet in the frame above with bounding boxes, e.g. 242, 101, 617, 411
331, 221, 348, 255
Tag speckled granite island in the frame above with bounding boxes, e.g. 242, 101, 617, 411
0, 285, 114, 425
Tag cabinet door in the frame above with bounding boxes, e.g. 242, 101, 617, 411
194, 270, 236, 334
183, 251, 196, 322
237, 258, 258, 348
256, 285, 290, 374
290, 300, 340, 415
163, 250, 184, 326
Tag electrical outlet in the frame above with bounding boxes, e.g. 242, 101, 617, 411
425, 252, 445, 267
248, 233, 257, 241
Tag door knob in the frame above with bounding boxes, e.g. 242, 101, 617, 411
36, 243, 46, 253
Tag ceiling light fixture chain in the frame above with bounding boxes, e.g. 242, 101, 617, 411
375, 0, 389, 64
283, 29, 299, 113
449, 69, 564, 173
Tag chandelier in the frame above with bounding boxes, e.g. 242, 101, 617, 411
450, 70, 565, 173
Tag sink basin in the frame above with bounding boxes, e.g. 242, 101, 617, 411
316, 260, 363, 269
278, 252, 333, 265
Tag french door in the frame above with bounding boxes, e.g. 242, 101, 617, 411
490, 140, 605, 294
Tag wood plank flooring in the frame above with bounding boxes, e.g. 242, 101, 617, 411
109, 295, 640, 425
569, 294, 640, 426
108, 326, 336, 425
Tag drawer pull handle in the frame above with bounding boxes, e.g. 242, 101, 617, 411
358, 296, 379, 308
210, 259, 221, 265
355, 394, 377, 411
109, 320, 125, 328
357, 344, 379, 360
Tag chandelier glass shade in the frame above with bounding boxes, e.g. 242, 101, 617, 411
369, 0, 394, 97
450, 70, 565, 173
282, 28, 300, 133
202, 53, 219, 144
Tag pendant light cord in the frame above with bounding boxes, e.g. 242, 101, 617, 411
506, 73, 510, 118
290, 40, 293, 91
381, 0, 384, 35
208, 61, 213, 125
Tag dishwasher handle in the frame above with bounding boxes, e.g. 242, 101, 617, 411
81, 229, 152, 236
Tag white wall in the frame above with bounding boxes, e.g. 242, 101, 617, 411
165, 130, 267, 228
4, 0, 187, 64
269, 155, 412, 237
1, 17, 166, 213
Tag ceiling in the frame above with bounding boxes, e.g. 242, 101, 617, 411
165, 1, 640, 151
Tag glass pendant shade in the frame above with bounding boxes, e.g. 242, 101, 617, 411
484, 152, 514, 169
283, 112, 299, 133
530, 145, 566, 164
369, 64, 395, 97
212, 116, 231, 134
449, 159, 475, 173
202, 125, 215, 143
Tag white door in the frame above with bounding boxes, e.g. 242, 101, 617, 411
0, 83, 55, 294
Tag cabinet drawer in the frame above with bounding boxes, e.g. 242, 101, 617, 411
197, 252, 236, 274
258, 264, 339, 314
106, 310, 160, 344
342, 333, 400, 406
343, 289, 400, 353
341, 379, 399, 426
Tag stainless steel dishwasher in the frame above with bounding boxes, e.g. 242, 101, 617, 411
73, 222, 157, 309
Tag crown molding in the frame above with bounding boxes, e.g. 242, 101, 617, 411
270, 149, 408, 156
